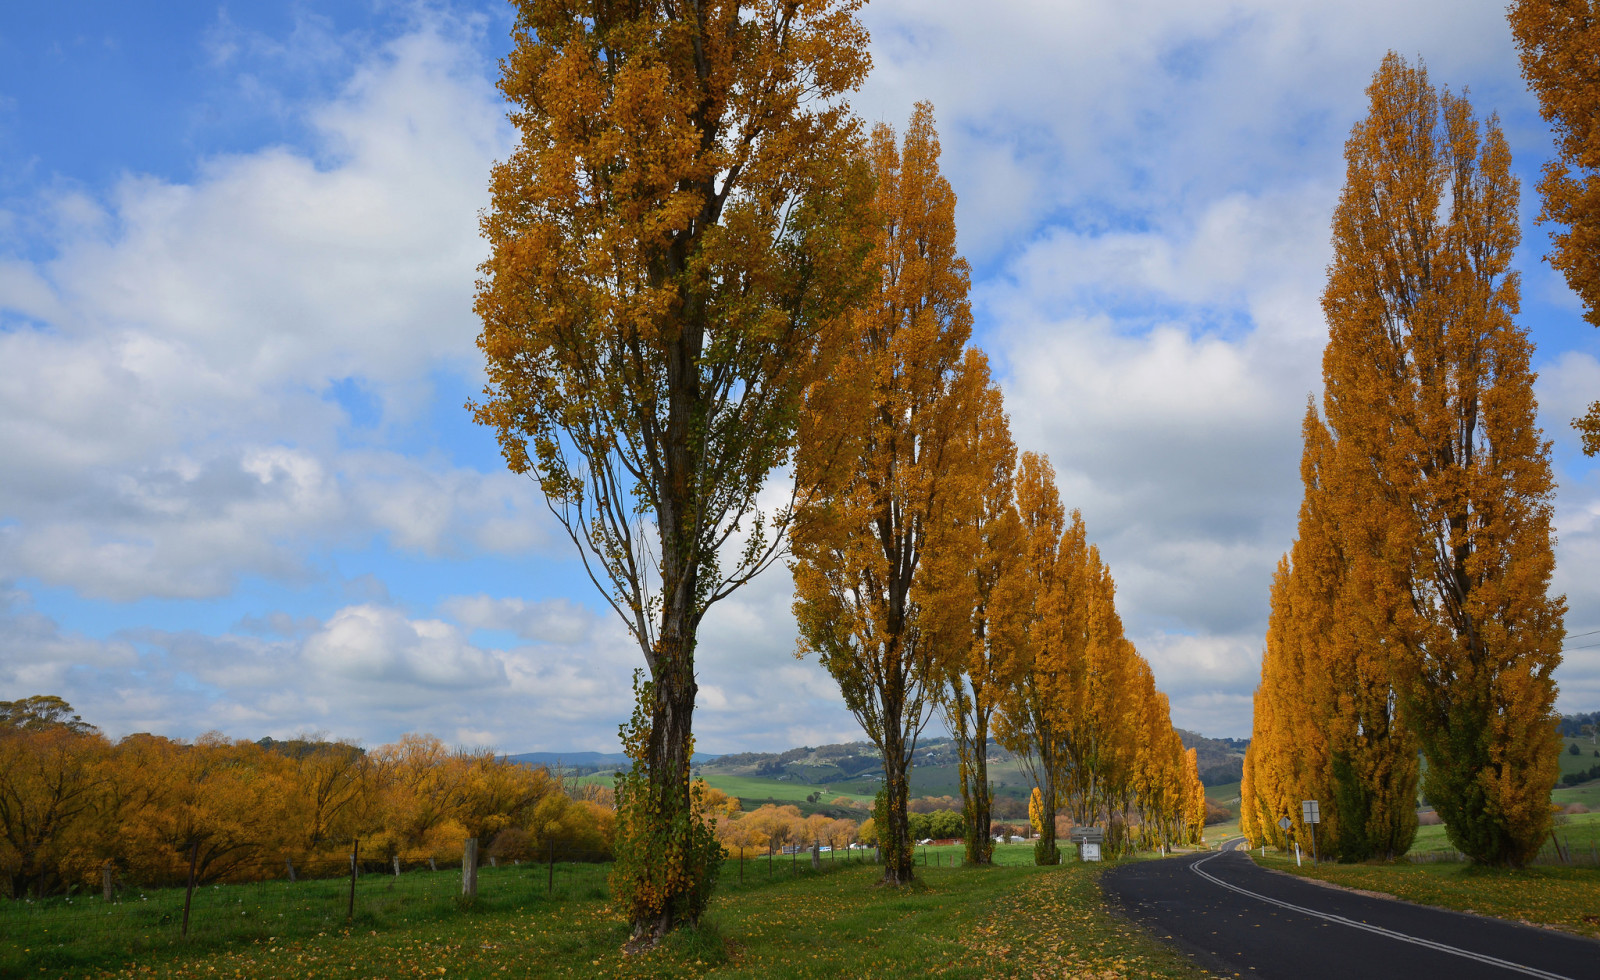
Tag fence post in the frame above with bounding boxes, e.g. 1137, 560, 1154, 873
811, 841, 820, 870
429, 857, 437, 872
347, 839, 359, 922
462, 838, 479, 898
490, 856, 498, 868
181, 840, 199, 938
393, 855, 401, 877
102, 862, 114, 902
286, 857, 296, 882
547, 840, 555, 896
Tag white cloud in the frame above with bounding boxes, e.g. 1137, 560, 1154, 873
4, 0, 1596, 753
0, 17, 558, 600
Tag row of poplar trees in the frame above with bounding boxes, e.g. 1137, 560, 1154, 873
788, 107, 1206, 883
1243, 30, 1589, 867
470, 0, 1199, 944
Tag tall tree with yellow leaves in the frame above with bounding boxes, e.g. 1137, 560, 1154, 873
1181, 748, 1206, 845
1509, 1, 1600, 452
920, 352, 1019, 866
472, 0, 874, 940
791, 103, 978, 887
1246, 405, 1419, 862
993, 453, 1071, 866
1322, 53, 1564, 866
1302, 408, 1419, 862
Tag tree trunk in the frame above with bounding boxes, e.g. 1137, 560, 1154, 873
1036, 743, 1060, 865
629, 622, 699, 942
880, 722, 915, 885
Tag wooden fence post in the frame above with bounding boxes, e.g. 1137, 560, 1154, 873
181, 841, 199, 938
102, 863, 114, 902
429, 857, 437, 872
462, 838, 479, 898
347, 839, 359, 922
811, 841, 820, 870
286, 857, 296, 882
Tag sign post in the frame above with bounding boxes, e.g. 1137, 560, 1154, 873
1277, 815, 1297, 866
1301, 800, 1321, 864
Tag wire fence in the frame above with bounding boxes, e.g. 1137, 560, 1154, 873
0, 844, 612, 973
4, 839, 896, 974
1405, 835, 1600, 867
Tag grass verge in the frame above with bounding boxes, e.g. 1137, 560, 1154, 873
1248, 848, 1600, 940
6, 851, 1215, 979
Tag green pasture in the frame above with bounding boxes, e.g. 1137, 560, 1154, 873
1204, 781, 1241, 805
699, 774, 876, 810
1405, 809, 1600, 857
1553, 778, 1600, 810
1558, 736, 1600, 780
4, 848, 1209, 979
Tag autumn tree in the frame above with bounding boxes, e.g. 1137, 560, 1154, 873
993, 453, 1070, 866
1321, 53, 1564, 865
0, 724, 108, 898
1180, 748, 1205, 845
791, 103, 977, 886
921, 352, 1018, 865
1509, 1, 1600, 452
0, 696, 99, 736
472, 0, 874, 941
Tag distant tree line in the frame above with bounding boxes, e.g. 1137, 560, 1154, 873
0, 697, 614, 899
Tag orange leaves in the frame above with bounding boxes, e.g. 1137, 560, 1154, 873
1248, 52, 1563, 867
789, 103, 975, 884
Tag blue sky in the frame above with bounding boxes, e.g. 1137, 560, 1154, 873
2, 0, 1598, 752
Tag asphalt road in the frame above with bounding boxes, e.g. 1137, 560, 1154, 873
1100, 838, 1600, 979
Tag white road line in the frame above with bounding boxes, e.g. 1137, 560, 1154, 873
1187, 842, 1575, 980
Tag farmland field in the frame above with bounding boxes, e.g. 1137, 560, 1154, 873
3, 847, 1211, 979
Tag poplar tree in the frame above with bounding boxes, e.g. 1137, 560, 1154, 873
1300, 408, 1418, 862
1322, 53, 1565, 866
1246, 406, 1419, 862
471, 0, 873, 940
790, 103, 977, 887
1509, 1, 1600, 452
993, 453, 1070, 866
920, 352, 1020, 865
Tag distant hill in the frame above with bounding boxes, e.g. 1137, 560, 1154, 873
1176, 729, 1249, 786
698, 738, 971, 784
506, 750, 722, 776
519, 730, 1250, 786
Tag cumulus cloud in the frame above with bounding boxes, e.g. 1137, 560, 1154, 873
4, 0, 1597, 751
0, 15, 559, 600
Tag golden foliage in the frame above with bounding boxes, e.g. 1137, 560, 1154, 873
1508, 1, 1600, 451
0, 714, 612, 897
474, 0, 877, 935
1247, 53, 1565, 867
790, 102, 976, 885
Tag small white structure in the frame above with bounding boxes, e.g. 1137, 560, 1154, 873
1071, 826, 1105, 862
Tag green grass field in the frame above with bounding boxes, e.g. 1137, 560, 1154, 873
1558, 737, 1600, 780
1404, 810, 1600, 858
1553, 778, 1600, 810
3, 849, 1215, 979
1204, 781, 1241, 805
